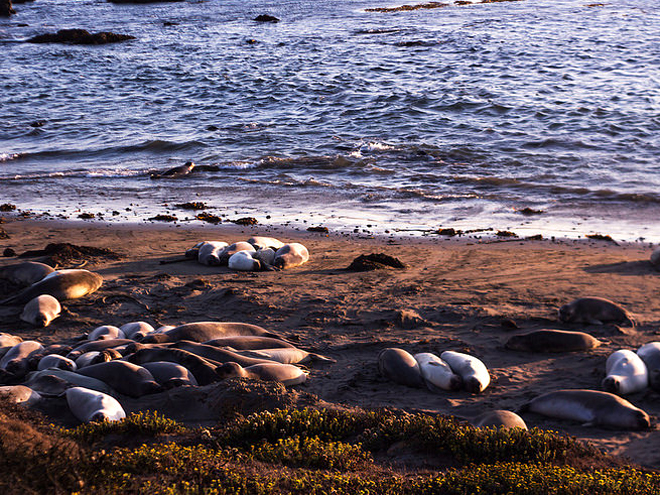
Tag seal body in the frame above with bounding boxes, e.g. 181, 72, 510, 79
0, 261, 54, 286
378, 348, 424, 388
273, 243, 309, 269
602, 349, 648, 395
204, 336, 295, 350
151, 161, 195, 179
558, 297, 634, 326
441, 351, 490, 393
650, 247, 660, 270
216, 362, 308, 386
198, 241, 229, 266
142, 361, 198, 389
77, 361, 162, 398
253, 248, 276, 266
0, 341, 43, 377
126, 347, 220, 385
20, 295, 62, 327
140, 321, 286, 344
506, 329, 602, 353
413, 352, 462, 391
236, 347, 335, 364
120, 321, 155, 340
637, 342, 660, 391
66, 339, 133, 360
88, 325, 125, 341
228, 250, 261, 271
247, 236, 285, 251
28, 369, 115, 395
0, 333, 23, 357
171, 340, 274, 367
472, 410, 527, 429
1, 269, 103, 305
217, 242, 255, 266
522, 389, 651, 430
65, 386, 126, 423
37, 354, 77, 371
0, 385, 41, 406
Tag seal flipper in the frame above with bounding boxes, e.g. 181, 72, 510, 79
309, 352, 336, 363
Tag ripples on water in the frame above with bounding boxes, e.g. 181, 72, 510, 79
1, 0, 659, 239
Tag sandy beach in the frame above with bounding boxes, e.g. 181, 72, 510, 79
2, 216, 660, 469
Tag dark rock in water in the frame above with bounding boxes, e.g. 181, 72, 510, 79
254, 14, 279, 23
347, 253, 406, 271
149, 214, 178, 222
307, 226, 329, 233
27, 29, 135, 45
29, 121, 46, 128
0, 0, 15, 17
175, 202, 207, 210
196, 212, 222, 224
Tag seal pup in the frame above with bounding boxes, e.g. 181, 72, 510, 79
65, 386, 126, 423
120, 321, 155, 340
228, 250, 262, 272
471, 410, 527, 429
216, 362, 308, 386
88, 325, 125, 341
77, 361, 162, 398
651, 247, 660, 270
20, 294, 61, 327
558, 297, 635, 327
0, 333, 23, 358
141, 321, 287, 344
378, 348, 424, 388
27, 369, 116, 396
150, 160, 195, 179
126, 347, 221, 385
0, 341, 44, 378
0, 261, 54, 286
204, 336, 295, 350
0, 269, 103, 305
197, 241, 229, 266
0, 385, 42, 406
413, 352, 462, 391
637, 342, 660, 391
234, 347, 335, 364
505, 329, 602, 353
37, 354, 77, 372
247, 236, 285, 251
441, 351, 490, 393
602, 349, 648, 395
520, 389, 651, 430
142, 361, 199, 389
273, 243, 309, 269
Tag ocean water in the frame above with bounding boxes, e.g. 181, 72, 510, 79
1, 0, 659, 240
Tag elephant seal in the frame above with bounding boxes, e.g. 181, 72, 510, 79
0, 269, 103, 305
233, 347, 335, 364
441, 351, 490, 393
471, 410, 527, 429
602, 350, 648, 395
0, 341, 43, 377
20, 294, 61, 327
505, 329, 602, 353
228, 251, 262, 271
77, 361, 162, 398
150, 161, 195, 179
216, 362, 308, 386
75, 352, 104, 369
378, 348, 424, 388
637, 342, 660, 391
558, 297, 635, 327
120, 321, 155, 340
247, 236, 285, 251
142, 361, 198, 389
65, 386, 126, 423
0, 261, 54, 286
253, 248, 276, 267
274, 243, 309, 269
0, 333, 23, 357
651, 247, 660, 270
0, 385, 42, 406
185, 241, 206, 259
197, 241, 229, 266
66, 339, 133, 360
520, 389, 651, 430
27, 369, 115, 395
88, 325, 125, 341
126, 347, 220, 385
217, 242, 255, 266
204, 336, 295, 350
170, 340, 274, 367
37, 354, 77, 372
141, 321, 286, 344
413, 352, 462, 391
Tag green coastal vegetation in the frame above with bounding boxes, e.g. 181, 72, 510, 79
2, 401, 659, 494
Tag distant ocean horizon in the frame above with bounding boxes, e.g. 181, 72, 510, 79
1, 0, 659, 241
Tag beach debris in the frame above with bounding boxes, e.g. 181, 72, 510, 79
148, 214, 177, 222
27, 29, 135, 45
500, 318, 518, 330
517, 207, 544, 215
18, 242, 121, 266
496, 230, 517, 238
586, 233, 616, 243
602, 350, 648, 395
366, 2, 449, 13
346, 253, 405, 271
254, 14, 279, 23
0, 203, 16, 212
196, 212, 222, 224
232, 217, 258, 226
0, 227, 8, 240
175, 202, 207, 210
2, 248, 15, 257
78, 212, 95, 220
526, 234, 544, 241
436, 228, 462, 236
307, 226, 329, 233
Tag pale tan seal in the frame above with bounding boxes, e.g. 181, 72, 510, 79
217, 242, 256, 266
142, 361, 199, 389
0, 385, 42, 406
441, 350, 490, 393
66, 338, 133, 360
233, 347, 335, 364
120, 321, 155, 340
197, 241, 229, 266
65, 386, 126, 423
1, 269, 103, 305
140, 321, 286, 344
521, 389, 651, 430
87, 325, 125, 341
558, 297, 635, 326
0, 341, 44, 378
228, 250, 262, 271
37, 354, 77, 372
413, 352, 462, 391
471, 410, 527, 429
273, 243, 309, 269
204, 336, 295, 350
247, 236, 285, 251
76, 361, 162, 398
378, 348, 424, 388
0, 333, 23, 358
505, 329, 602, 353
637, 342, 660, 391
0, 261, 54, 286
20, 294, 61, 327
216, 362, 308, 386
602, 350, 648, 395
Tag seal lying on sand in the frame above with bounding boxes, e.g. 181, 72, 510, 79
0, 333, 23, 357
171, 341, 275, 367
0, 385, 42, 406
142, 361, 198, 389
413, 352, 462, 391
37, 354, 77, 372
77, 361, 162, 398
247, 236, 285, 251
637, 342, 660, 391
378, 348, 424, 388
197, 241, 229, 266
602, 350, 648, 395
235, 347, 335, 364
471, 410, 527, 429
0, 261, 54, 286
204, 336, 295, 350
120, 321, 155, 340
441, 351, 490, 393
505, 329, 602, 353
66, 339, 133, 360
20, 294, 61, 327
140, 322, 286, 344
0, 341, 44, 378
27, 369, 116, 395
274, 243, 309, 269
1, 269, 103, 305
521, 389, 651, 430
215, 362, 308, 386
126, 347, 221, 385
65, 386, 125, 423
558, 297, 635, 326
87, 325, 125, 341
